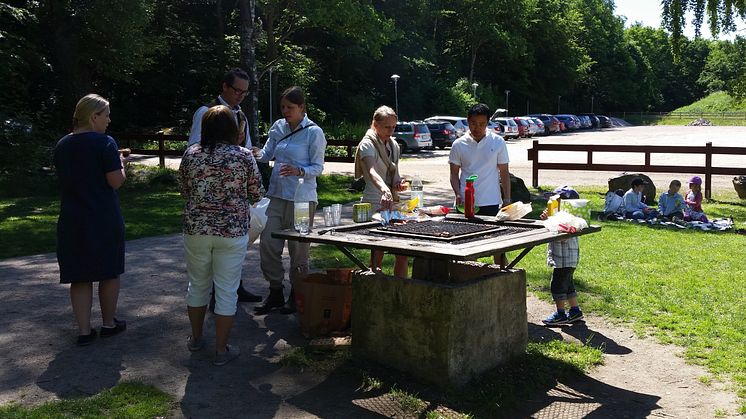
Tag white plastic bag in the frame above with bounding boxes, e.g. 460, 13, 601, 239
495, 202, 533, 221
249, 198, 270, 244
543, 211, 589, 233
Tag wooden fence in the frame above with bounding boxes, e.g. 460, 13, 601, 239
114, 133, 358, 167
527, 140, 746, 198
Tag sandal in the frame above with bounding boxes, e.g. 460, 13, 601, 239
187, 336, 206, 352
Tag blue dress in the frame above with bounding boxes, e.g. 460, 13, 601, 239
54, 132, 125, 283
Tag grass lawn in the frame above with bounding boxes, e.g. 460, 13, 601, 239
0, 381, 173, 418
0, 166, 184, 260
310, 185, 746, 414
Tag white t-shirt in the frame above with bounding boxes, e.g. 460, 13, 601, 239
448, 131, 510, 207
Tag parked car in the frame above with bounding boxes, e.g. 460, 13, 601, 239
488, 120, 503, 136
577, 113, 600, 128
596, 115, 613, 128
578, 115, 592, 129
393, 122, 432, 152
555, 114, 579, 131
511, 117, 531, 138
529, 117, 545, 135
529, 114, 560, 135
493, 117, 519, 140
425, 121, 457, 149
425, 116, 468, 137
517, 117, 541, 136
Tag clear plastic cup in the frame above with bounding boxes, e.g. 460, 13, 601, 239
323, 206, 334, 227
331, 204, 342, 225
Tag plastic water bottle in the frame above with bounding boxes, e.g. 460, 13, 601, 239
294, 179, 311, 234
411, 174, 424, 208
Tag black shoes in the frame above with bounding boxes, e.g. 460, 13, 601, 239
100, 318, 127, 338
77, 329, 97, 346
279, 288, 296, 314
237, 281, 262, 303
254, 287, 285, 315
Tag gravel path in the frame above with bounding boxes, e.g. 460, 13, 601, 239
1, 125, 744, 418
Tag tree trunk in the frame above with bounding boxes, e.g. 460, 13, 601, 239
238, 0, 260, 146
216, 0, 225, 61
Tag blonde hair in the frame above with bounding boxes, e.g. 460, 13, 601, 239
72, 94, 109, 130
371, 105, 397, 127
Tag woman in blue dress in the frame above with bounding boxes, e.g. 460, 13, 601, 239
54, 94, 127, 346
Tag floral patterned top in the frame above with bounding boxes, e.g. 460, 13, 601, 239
179, 143, 265, 237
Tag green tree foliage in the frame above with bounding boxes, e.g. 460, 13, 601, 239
3, 0, 746, 179
662, 0, 746, 54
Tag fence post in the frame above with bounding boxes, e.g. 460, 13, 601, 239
531, 140, 539, 188
705, 142, 712, 199
158, 136, 165, 169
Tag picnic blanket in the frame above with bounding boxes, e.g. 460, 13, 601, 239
626, 217, 734, 232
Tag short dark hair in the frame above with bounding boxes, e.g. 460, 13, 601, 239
222, 68, 249, 89
669, 179, 681, 188
201, 105, 239, 151
467, 103, 491, 119
631, 178, 646, 188
280, 86, 305, 106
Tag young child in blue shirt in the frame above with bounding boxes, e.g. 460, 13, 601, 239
540, 208, 583, 326
657, 179, 685, 220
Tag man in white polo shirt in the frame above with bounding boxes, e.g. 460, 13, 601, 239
449, 103, 511, 216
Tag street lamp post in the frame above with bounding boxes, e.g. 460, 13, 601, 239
505, 90, 510, 115
526, 99, 530, 115
591, 95, 594, 113
471, 82, 479, 99
391, 74, 400, 116
557, 95, 562, 114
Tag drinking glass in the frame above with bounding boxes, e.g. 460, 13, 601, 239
331, 203, 342, 225
297, 216, 310, 235
323, 206, 334, 227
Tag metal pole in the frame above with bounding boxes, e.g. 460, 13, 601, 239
394, 81, 399, 115
591, 95, 594, 113
526, 99, 529, 115
557, 96, 561, 114
505, 90, 510, 115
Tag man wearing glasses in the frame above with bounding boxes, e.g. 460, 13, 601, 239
188, 68, 251, 147
187, 68, 261, 305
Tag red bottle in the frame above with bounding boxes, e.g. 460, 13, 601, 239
464, 175, 477, 218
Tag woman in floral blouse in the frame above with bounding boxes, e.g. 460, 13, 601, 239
178, 105, 264, 366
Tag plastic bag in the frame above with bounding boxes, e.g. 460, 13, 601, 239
543, 211, 589, 233
249, 198, 270, 244
495, 202, 533, 221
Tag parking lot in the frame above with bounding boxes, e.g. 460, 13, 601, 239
325, 125, 746, 200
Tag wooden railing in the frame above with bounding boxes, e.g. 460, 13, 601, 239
114, 133, 358, 167
527, 140, 746, 198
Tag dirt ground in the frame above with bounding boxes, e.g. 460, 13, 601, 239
1, 125, 744, 418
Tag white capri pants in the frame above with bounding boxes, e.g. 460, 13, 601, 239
184, 234, 249, 316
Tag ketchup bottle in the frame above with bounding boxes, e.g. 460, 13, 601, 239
464, 175, 478, 218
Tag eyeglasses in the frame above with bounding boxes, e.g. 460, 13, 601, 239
230, 85, 250, 96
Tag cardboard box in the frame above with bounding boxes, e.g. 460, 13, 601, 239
560, 199, 591, 221
295, 271, 352, 338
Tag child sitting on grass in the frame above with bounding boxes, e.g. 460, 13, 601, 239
684, 176, 708, 223
540, 208, 583, 326
657, 179, 685, 220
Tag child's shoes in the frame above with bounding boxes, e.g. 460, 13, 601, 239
542, 311, 568, 326
567, 307, 584, 323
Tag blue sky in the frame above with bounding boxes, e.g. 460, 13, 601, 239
614, 0, 745, 40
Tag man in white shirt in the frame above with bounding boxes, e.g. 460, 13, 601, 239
449, 103, 511, 216
188, 68, 251, 147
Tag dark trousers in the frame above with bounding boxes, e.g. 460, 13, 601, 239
550, 267, 576, 302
